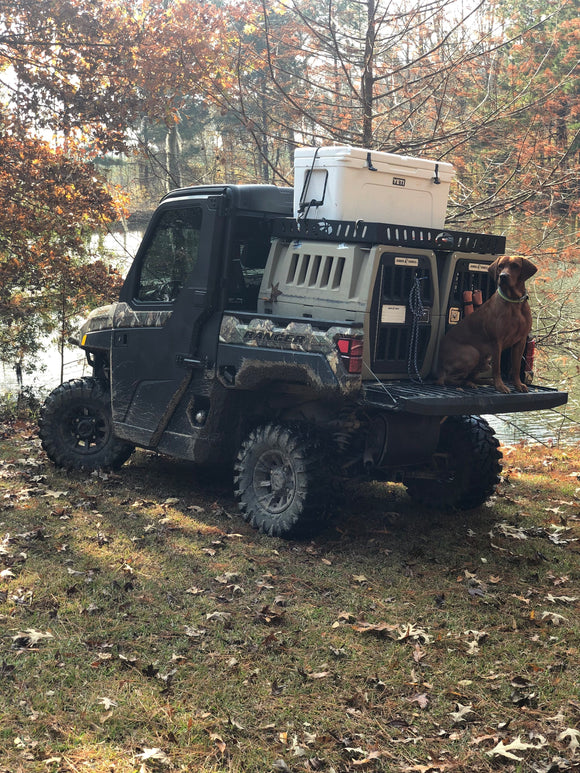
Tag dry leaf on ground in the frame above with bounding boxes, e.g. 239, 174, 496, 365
486, 735, 547, 761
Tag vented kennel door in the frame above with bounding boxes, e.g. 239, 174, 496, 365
442, 257, 496, 331
369, 250, 437, 377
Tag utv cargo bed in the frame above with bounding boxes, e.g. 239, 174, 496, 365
363, 382, 568, 416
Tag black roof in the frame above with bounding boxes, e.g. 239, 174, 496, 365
161, 184, 294, 216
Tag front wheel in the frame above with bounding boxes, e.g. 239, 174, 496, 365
404, 415, 502, 510
234, 423, 329, 538
39, 377, 134, 471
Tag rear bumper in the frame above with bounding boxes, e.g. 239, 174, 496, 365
363, 381, 568, 416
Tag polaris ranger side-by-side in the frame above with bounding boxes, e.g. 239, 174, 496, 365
39, 148, 568, 537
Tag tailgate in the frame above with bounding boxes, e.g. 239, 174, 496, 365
363, 382, 568, 416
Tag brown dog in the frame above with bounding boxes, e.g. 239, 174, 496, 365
436, 255, 537, 393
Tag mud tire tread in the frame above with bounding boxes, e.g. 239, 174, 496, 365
234, 423, 329, 538
39, 377, 134, 471
405, 415, 502, 510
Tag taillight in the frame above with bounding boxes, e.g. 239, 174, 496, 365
337, 336, 363, 374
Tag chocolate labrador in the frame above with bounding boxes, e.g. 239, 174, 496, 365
436, 255, 537, 393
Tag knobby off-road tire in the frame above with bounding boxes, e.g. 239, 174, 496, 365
234, 423, 330, 538
39, 377, 134, 471
405, 415, 502, 510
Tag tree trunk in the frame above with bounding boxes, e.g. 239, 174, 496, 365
361, 0, 376, 148
165, 124, 182, 191
139, 117, 151, 192
60, 285, 66, 385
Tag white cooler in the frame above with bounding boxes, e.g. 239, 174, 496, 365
294, 146, 454, 229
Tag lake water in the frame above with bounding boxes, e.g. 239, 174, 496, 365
1, 229, 578, 447
0, 229, 140, 397
486, 393, 579, 447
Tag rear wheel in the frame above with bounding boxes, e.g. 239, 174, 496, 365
234, 423, 329, 538
404, 415, 501, 510
39, 377, 134, 471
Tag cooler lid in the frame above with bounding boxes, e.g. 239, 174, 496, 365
294, 146, 454, 180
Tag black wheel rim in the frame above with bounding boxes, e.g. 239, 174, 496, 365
252, 449, 297, 514
64, 404, 109, 455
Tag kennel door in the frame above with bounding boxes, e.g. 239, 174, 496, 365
368, 248, 439, 379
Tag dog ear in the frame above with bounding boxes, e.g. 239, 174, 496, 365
488, 257, 501, 280
519, 257, 537, 281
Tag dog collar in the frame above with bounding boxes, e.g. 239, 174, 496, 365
497, 287, 528, 303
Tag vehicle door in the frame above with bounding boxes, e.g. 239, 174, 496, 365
110, 195, 223, 446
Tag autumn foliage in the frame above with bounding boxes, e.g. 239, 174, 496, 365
0, 0, 579, 371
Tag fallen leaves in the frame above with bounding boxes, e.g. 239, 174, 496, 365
136, 747, 171, 765
183, 625, 206, 638
208, 732, 226, 754
352, 620, 399, 636
214, 571, 239, 585
449, 703, 476, 724
397, 623, 433, 644
545, 594, 578, 604
306, 670, 330, 680
345, 747, 394, 765
492, 521, 577, 546
43, 489, 69, 499
331, 611, 356, 627
510, 676, 537, 707
11, 628, 53, 648
557, 728, 580, 752
184, 585, 205, 596
493, 522, 529, 540
205, 610, 232, 624
97, 697, 117, 710
352, 621, 432, 644
2, 429, 580, 773
541, 610, 567, 626
486, 734, 548, 761
407, 692, 430, 709
255, 604, 285, 625
464, 629, 488, 655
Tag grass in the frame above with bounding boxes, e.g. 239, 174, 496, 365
0, 419, 579, 772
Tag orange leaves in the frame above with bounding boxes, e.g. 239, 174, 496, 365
131, 0, 237, 116
0, 128, 122, 364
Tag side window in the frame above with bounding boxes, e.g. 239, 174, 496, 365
226, 223, 272, 311
136, 207, 202, 302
